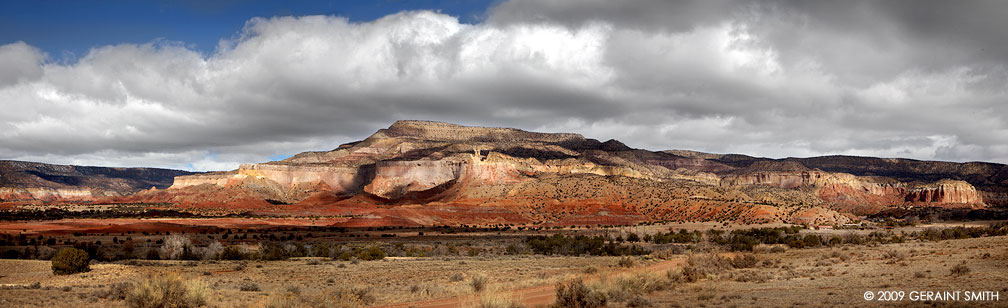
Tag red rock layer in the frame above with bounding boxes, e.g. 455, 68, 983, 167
905, 180, 983, 205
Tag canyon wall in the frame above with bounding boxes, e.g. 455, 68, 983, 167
720, 171, 900, 193
0, 187, 95, 201
171, 173, 236, 188
364, 160, 463, 199
171, 164, 374, 195
721, 171, 984, 206
906, 180, 983, 204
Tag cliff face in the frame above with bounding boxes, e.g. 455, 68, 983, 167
0, 187, 96, 201
140, 121, 1001, 225
906, 180, 983, 204
378, 120, 584, 143
365, 160, 463, 199
721, 171, 903, 195
0, 160, 192, 201
171, 172, 238, 188
719, 170, 984, 208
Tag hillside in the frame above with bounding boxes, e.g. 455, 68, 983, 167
0, 160, 194, 201
117, 120, 1002, 226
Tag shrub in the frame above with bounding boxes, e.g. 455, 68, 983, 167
358, 246, 385, 261
255, 292, 299, 308
479, 290, 526, 308
650, 246, 685, 259
311, 242, 334, 258
126, 274, 207, 308
256, 285, 373, 308
551, 279, 606, 308
471, 274, 489, 292
950, 264, 970, 276
625, 296, 651, 308
217, 246, 247, 260
617, 256, 635, 268
450, 273, 465, 282
51, 247, 90, 275
604, 273, 668, 302
802, 235, 822, 248
883, 250, 906, 264
96, 282, 132, 300
680, 253, 732, 282
729, 270, 772, 283
159, 235, 189, 260
729, 254, 759, 269
203, 241, 223, 260
159, 235, 200, 260
240, 282, 261, 292
524, 234, 649, 256
260, 242, 290, 261
319, 285, 374, 307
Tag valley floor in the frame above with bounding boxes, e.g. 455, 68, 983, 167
1, 234, 1006, 307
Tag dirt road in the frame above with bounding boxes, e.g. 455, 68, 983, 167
375, 256, 686, 308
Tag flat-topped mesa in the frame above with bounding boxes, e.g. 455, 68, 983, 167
171, 164, 375, 194
0, 187, 96, 201
906, 180, 984, 205
720, 170, 893, 191
720, 171, 908, 206
374, 120, 585, 143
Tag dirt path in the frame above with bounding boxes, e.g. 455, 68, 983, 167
375, 257, 686, 308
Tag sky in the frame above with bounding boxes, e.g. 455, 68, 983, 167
1, 0, 1006, 171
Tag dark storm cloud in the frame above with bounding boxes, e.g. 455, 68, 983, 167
0, 0, 1005, 171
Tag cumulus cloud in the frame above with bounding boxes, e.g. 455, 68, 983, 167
0, 42, 45, 86
1, 0, 1006, 171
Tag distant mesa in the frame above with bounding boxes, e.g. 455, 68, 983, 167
3, 120, 1005, 226
0, 160, 193, 202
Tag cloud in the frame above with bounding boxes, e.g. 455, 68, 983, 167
0, 42, 45, 86
1, 0, 1007, 171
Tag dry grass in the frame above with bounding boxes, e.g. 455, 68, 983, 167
678, 253, 732, 282
617, 256, 636, 268
256, 285, 374, 308
471, 289, 525, 308
471, 274, 489, 292
552, 279, 606, 308
950, 263, 971, 276
728, 254, 759, 268
883, 250, 906, 264
645, 236, 1008, 307
593, 272, 670, 302
125, 274, 207, 308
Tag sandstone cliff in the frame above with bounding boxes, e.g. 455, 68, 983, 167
0, 160, 192, 201
0, 187, 96, 201
906, 180, 983, 205
135, 121, 1001, 226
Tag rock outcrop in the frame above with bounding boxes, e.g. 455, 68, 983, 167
365, 160, 463, 199
85, 121, 1007, 225
721, 171, 905, 195
719, 170, 985, 209
906, 180, 983, 205
0, 160, 192, 202
0, 187, 96, 201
